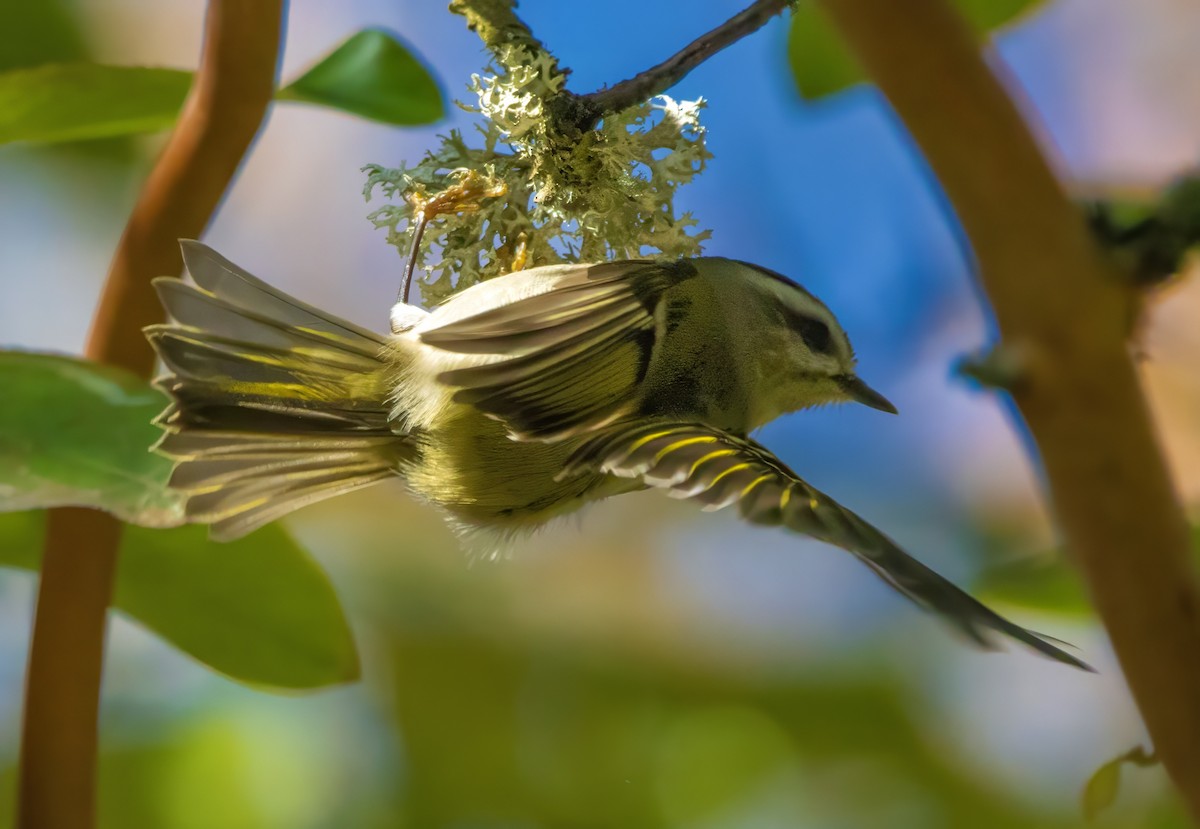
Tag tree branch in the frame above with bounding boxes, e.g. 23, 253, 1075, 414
16, 2, 284, 826
817, 0, 1200, 818
85, 1, 285, 376
450, 0, 790, 133
579, 0, 790, 123
447, 0, 555, 69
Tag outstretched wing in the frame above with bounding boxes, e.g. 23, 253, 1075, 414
419, 259, 698, 441
561, 420, 1092, 671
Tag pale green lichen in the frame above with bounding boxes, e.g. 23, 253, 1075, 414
363, 41, 712, 304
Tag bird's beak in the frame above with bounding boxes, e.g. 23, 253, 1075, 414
837, 375, 898, 414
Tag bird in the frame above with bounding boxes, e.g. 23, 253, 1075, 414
144, 240, 1090, 670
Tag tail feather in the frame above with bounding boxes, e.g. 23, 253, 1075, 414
158, 430, 399, 458
166, 448, 390, 490
152, 277, 383, 360
184, 457, 396, 541
147, 241, 409, 540
183, 459, 390, 516
176, 239, 383, 346
149, 328, 386, 431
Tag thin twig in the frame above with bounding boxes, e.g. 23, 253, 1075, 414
817, 0, 1200, 819
16, 2, 284, 827
450, 0, 791, 133
85, 2, 285, 376
579, 0, 790, 124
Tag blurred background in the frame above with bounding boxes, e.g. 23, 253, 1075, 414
3, 0, 1200, 826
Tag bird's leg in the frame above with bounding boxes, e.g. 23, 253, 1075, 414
398, 209, 430, 306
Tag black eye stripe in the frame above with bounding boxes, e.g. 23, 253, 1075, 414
781, 306, 834, 355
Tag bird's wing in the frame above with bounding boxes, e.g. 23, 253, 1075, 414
560, 420, 1092, 670
418, 259, 699, 441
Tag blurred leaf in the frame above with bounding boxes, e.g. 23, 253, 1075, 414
787, 4, 864, 100
977, 553, 1090, 616
277, 29, 443, 125
0, 511, 360, 690
955, 0, 1046, 32
1083, 746, 1158, 820
113, 523, 361, 691
979, 526, 1200, 617
656, 706, 798, 825
0, 351, 183, 526
1083, 759, 1122, 821
382, 608, 1067, 828
0, 509, 39, 569
0, 0, 87, 72
787, 0, 1047, 100
1, 30, 441, 146
1087, 175, 1200, 287
0, 1, 140, 193
163, 718, 281, 829
0, 63, 191, 144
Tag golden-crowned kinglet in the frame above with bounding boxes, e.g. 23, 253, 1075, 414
145, 242, 1089, 670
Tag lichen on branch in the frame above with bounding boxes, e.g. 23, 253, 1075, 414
364, 2, 712, 303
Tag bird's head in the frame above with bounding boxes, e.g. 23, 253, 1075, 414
731, 260, 898, 418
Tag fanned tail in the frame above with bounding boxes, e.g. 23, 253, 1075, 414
146, 241, 409, 540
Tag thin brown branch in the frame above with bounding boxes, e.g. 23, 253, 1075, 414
16, 2, 284, 827
86, 1, 285, 375
15, 510, 120, 829
580, 0, 790, 122
451, 0, 790, 133
817, 0, 1200, 819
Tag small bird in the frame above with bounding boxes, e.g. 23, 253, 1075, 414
146, 241, 1089, 670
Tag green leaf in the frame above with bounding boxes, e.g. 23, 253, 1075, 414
0, 511, 360, 690
978, 526, 1200, 617
787, 4, 864, 100
0, 0, 88, 73
976, 553, 1090, 616
0, 351, 183, 526
954, 0, 1044, 32
0, 352, 358, 689
1082, 746, 1158, 820
1, 30, 442, 145
0, 63, 191, 144
787, 0, 1047, 100
278, 29, 444, 126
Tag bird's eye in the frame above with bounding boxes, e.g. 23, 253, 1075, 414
786, 310, 834, 355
